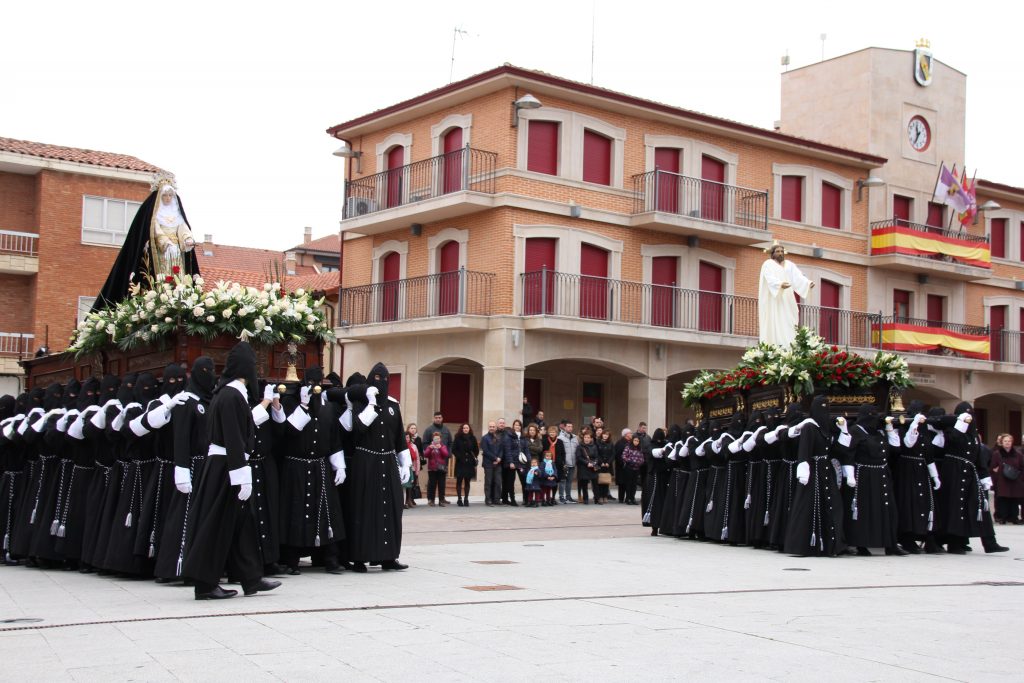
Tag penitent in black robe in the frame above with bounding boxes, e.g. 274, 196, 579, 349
783, 415, 847, 557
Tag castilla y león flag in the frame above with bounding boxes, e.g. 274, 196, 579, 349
932, 163, 971, 216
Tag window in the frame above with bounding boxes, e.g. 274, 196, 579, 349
77, 296, 96, 325
991, 218, 1007, 259
1020, 221, 1024, 262
990, 305, 1007, 362
82, 196, 142, 246
582, 129, 612, 186
527, 121, 559, 175
781, 176, 803, 222
821, 182, 841, 229
893, 289, 911, 322
893, 195, 912, 226
926, 202, 945, 232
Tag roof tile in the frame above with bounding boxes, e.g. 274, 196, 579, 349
0, 136, 167, 174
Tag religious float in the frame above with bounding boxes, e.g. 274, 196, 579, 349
23, 178, 333, 388
682, 327, 914, 427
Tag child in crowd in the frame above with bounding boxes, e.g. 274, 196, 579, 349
525, 458, 542, 507
620, 435, 644, 505
540, 450, 559, 506
424, 432, 450, 507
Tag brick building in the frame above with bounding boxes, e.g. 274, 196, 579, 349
327, 47, 1024, 440
0, 137, 340, 393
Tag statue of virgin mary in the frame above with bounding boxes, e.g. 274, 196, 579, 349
92, 177, 201, 311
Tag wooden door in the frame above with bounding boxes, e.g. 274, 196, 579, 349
385, 146, 405, 209
990, 305, 1007, 362
442, 128, 464, 194
819, 279, 841, 344
654, 147, 680, 213
701, 156, 726, 223
380, 251, 401, 322
893, 195, 912, 226
580, 243, 609, 320
698, 261, 723, 332
524, 237, 556, 314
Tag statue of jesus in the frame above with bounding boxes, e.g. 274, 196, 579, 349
758, 242, 813, 347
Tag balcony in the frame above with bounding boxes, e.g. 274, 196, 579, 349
630, 170, 769, 245
0, 230, 39, 275
338, 269, 495, 336
869, 219, 991, 281
872, 316, 990, 360
0, 332, 34, 375
341, 147, 498, 235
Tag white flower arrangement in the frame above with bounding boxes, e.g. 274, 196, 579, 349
68, 269, 335, 356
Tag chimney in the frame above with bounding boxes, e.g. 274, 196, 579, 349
303, 226, 312, 244
203, 233, 213, 244
285, 251, 297, 276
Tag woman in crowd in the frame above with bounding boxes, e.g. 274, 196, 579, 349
452, 423, 478, 507
512, 419, 528, 505
595, 429, 616, 504
990, 433, 1024, 524
576, 430, 599, 504
620, 434, 644, 505
522, 423, 544, 469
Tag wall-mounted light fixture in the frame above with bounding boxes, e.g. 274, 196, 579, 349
511, 93, 542, 127
333, 141, 363, 173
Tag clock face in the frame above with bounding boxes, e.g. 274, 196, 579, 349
908, 116, 930, 151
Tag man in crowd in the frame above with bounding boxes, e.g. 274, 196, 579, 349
557, 421, 578, 504
480, 420, 504, 506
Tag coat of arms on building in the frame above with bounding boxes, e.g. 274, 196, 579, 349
914, 39, 932, 87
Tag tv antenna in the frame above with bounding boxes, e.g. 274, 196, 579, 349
450, 26, 469, 83
820, 33, 827, 62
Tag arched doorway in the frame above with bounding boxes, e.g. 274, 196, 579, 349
441, 127, 464, 194
385, 145, 405, 208
436, 240, 460, 316
379, 251, 401, 322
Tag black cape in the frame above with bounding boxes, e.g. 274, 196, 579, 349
92, 189, 200, 311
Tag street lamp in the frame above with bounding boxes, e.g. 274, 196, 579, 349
333, 141, 362, 174
856, 176, 884, 202
511, 93, 542, 127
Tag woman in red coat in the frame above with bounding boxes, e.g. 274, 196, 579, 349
990, 433, 1024, 524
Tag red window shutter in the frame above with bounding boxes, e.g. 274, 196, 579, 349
442, 128, 464, 193
821, 182, 841, 229
781, 176, 803, 222
991, 218, 1007, 259
579, 243, 609, 320
651, 256, 678, 328
926, 294, 944, 325
582, 130, 612, 186
698, 261, 723, 332
893, 195, 912, 224
389, 373, 402, 402
524, 238, 557, 315
437, 241, 460, 316
654, 148, 681, 213
990, 305, 1007, 362
926, 202, 945, 230
700, 156, 726, 222
527, 121, 559, 175
818, 280, 841, 344
439, 373, 471, 424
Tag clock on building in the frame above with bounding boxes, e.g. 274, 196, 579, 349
908, 115, 930, 151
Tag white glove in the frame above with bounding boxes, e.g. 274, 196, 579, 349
842, 465, 856, 488
366, 386, 379, 406
927, 462, 941, 490
334, 468, 346, 486
727, 438, 743, 454
158, 393, 175, 408
174, 466, 192, 494
980, 476, 993, 492
263, 383, 276, 401
300, 386, 311, 407
884, 417, 894, 432
399, 464, 412, 484
237, 483, 253, 501
329, 452, 346, 485
667, 442, 679, 460
796, 461, 810, 485
916, 414, 926, 424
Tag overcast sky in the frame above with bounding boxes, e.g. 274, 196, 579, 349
3, 0, 1019, 251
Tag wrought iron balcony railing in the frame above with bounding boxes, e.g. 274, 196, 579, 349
343, 146, 497, 219
992, 329, 1024, 364
339, 269, 494, 326
520, 269, 759, 336
796, 304, 881, 349
632, 170, 768, 231
0, 230, 39, 256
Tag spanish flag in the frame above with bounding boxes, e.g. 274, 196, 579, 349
871, 225, 990, 268
872, 322, 989, 360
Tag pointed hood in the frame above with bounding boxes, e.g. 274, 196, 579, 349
62, 379, 80, 410
160, 363, 186, 398
0, 395, 15, 421
367, 362, 389, 396
43, 383, 64, 411
117, 372, 138, 405
78, 377, 100, 411
134, 372, 160, 405
218, 341, 258, 404
99, 375, 121, 404
187, 356, 216, 402
809, 395, 829, 426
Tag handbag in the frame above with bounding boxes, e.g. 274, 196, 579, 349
411, 483, 423, 499
598, 472, 612, 485
1003, 463, 1020, 481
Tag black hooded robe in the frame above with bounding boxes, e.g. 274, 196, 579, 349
155, 358, 215, 580
340, 363, 406, 564
783, 397, 847, 557
843, 406, 901, 549
181, 343, 263, 591
676, 425, 710, 539
53, 378, 101, 562
641, 429, 671, 530
250, 381, 285, 569
28, 382, 70, 562
934, 402, 986, 541
769, 404, 804, 550
89, 374, 135, 570
9, 388, 45, 559
78, 375, 121, 569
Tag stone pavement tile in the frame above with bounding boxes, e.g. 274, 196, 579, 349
245, 648, 364, 679
150, 647, 282, 682
185, 616, 308, 656
319, 610, 418, 633
373, 606, 481, 634
67, 661, 176, 682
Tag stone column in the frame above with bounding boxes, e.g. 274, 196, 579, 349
628, 376, 666, 429
481, 327, 524, 424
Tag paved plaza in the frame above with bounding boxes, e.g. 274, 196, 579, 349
0, 498, 1020, 681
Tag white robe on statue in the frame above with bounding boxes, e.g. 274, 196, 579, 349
758, 258, 812, 347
